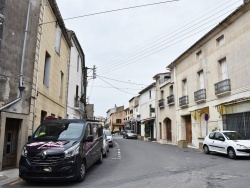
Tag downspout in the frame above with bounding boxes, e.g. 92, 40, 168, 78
31, 0, 47, 134
0, 0, 31, 111
65, 36, 71, 119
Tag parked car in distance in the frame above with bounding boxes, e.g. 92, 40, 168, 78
104, 130, 114, 147
203, 131, 250, 159
19, 118, 103, 182
123, 130, 137, 139
103, 131, 109, 157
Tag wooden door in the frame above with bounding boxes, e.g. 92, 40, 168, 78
185, 116, 192, 143
166, 119, 172, 141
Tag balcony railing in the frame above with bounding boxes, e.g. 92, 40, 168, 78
194, 89, 206, 102
214, 79, 231, 95
179, 95, 188, 107
74, 99, 84, 112
158, 99, 165, 108
167, 94, 174, 105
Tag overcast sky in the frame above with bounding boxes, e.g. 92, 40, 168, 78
56, 0, 243, 117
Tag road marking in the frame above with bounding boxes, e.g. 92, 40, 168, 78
10, 179, 22, 185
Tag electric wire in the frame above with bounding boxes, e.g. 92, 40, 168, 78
42, 0, 180, 25
99, 0, 240, 69
97, 3, 240, 74
97, 75, 148, 86
97, 0, 239, 71
98, 7, 238, 74
97, 76, 137, 95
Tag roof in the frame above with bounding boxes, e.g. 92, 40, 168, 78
138, 82, 155, 94
152, 72, 169, 79
168, 1, 250, 68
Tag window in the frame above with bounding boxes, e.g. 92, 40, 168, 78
55, 25, 61, 54
41, 110, 47, 124
182, 79, 187, 96
149, 90, 151, 99
216, 34, 224, 47
196, 50, 202, 60
75, 85, 79, 99
219, 58, 228, 80
43, 52, 51, 87
59, 71, 64, 98
169, 85, 173, 95
198, 70, 204, 89
77, 55, 80, 72
116, 119, 121, 123
149, 104, 152, 117
161, 90, 164, 99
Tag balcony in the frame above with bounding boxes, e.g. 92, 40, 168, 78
167, 94, 174, 105
179, 95, 188, 107
214, 79, 231, 96
74, 99, 85, 112
158, 99, 165, 108
194, 89, 206, 103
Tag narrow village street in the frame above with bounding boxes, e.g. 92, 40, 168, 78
3, 135, 250, 188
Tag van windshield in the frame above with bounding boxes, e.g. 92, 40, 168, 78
33, 123, 84, 140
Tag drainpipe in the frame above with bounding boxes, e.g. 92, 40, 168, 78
0, 0, 31, 111
31, 0, 47, 134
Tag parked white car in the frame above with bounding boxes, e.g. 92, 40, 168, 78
104, 130, 114, 147
203, 131, 250, 159
102, 131, 109, 157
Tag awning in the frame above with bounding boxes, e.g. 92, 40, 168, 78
214, 97, 250, 115
141, 117, 155, 124
190, 107, 209, 121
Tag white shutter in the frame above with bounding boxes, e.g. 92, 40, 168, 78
55, 25, 61, 53
199, 71, 204, 89
221, 59, 228, 80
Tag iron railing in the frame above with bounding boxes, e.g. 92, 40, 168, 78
194, 89, 206, 102
214, 79, 231, 95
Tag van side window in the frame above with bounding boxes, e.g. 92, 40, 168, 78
86, 124, 93, 136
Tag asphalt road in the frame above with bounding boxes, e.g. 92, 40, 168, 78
4, 135, 250, 188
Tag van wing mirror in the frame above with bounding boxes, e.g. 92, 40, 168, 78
86, 135, 94, 142
28, 135, 32, 141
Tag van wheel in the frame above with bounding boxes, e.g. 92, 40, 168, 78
76, 160, 86, 182
228, 147, 236, 159
96, 150, 103, 164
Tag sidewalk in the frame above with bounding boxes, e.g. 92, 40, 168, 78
0, 168, 19, 186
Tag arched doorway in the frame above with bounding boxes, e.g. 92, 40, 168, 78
164, 118, 172, 142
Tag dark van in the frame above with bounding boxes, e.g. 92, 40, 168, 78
19, 119, 103, 182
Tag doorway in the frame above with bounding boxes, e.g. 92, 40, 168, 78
166, 118, 172, 142
185, 115, 192, 143
2, 118, 21, 169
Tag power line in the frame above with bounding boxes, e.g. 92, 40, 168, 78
97, 75, 148, 86
97, 76, 137, 95
98, 7, 239, 74
42, 0, 180, 25
97, 1, 240, 73
88, 86, 142, 90
97, 0, 238, 70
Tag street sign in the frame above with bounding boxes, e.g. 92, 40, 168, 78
205, 113, 209, 121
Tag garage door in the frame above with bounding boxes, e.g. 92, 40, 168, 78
223, 112, 250, 139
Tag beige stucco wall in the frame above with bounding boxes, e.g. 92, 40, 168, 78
173, 6, 250, 147
29, 2, 70, 134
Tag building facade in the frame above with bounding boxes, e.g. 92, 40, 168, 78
138, 83, 156, 140
0, 0, 71, 170
165, 1, 250, 148
66, 30, 86, 119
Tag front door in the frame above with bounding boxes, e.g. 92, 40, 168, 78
185, 116, 192, 143
3, 118, 21, 169
166, 119, 172, 142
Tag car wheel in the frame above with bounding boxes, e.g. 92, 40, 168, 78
203, 145, 210, 154
96, 150, 103, 164
227, 147, 236, 159
76, 160, 86, 182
